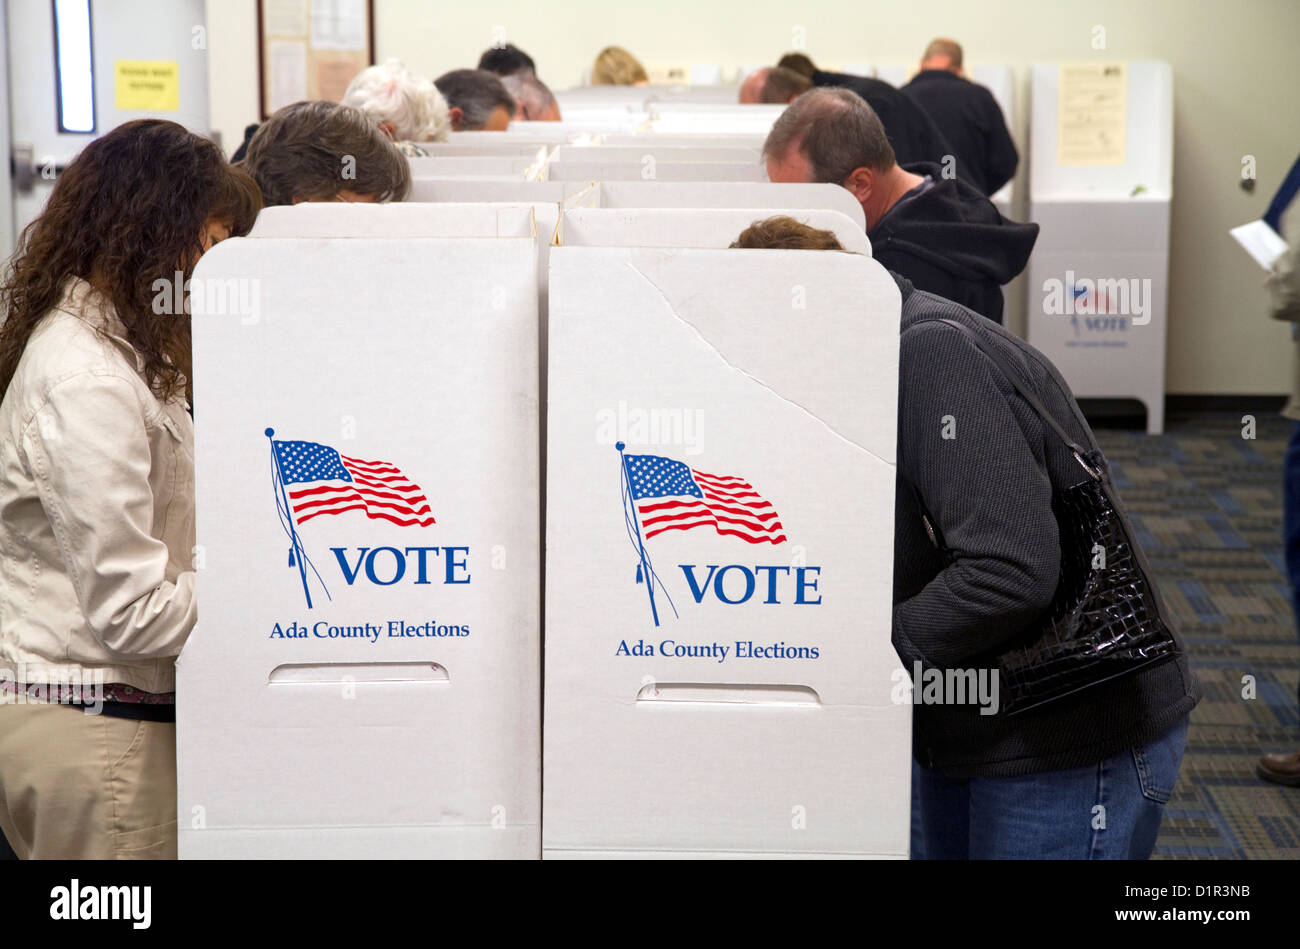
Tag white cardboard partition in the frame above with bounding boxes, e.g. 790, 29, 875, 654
178, 236, 541, 858
248, 202, 536, 239
552, 145, 760, 163
522, 114, 650, 134
649, 102, 785, 116
1027, 61, 1173, 433
418, 142, 554, 157
407, 177, 593, 205
595, 181, 866, 230
873, 64, 909, 87
407, 156, 541, 178
651, 113, 781, 135
969, 64, 1017, 216
544, 246, 908, 858
451, 128, 577, 144
599, 133, 766, 149
560, 207, 872, 255
548, 160, 766, 183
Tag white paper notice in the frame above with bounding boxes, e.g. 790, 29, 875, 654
310, 0, 366, 51
1058, 63, 1127, 166
268, 40, 307, 113
263, 0, 308, 36
1230, 219, 1290, 271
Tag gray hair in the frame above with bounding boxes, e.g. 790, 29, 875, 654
342, 59, 450, 143
241, 101, 411, 207
434, 69, 517, 130
762, 87, 895, 182
500, 73, 558, 121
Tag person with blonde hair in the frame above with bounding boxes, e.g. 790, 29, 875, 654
342, 59, 451, 156
591, 45, 648, 86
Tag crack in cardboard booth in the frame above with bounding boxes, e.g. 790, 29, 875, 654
623, 262, 891, 466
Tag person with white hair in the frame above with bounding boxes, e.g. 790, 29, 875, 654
342, 59, 451, 156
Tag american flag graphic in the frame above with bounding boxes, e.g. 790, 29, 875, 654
272, 439, 435, 528
625, 453, 787, 545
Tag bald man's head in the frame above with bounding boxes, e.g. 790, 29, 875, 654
920, 37, 964, 73
739, 66, 813, 105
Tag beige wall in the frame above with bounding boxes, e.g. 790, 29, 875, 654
206, 0, 1300, 395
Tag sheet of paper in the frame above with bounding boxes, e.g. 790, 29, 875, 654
268, 40, 307, 113
1058, 62, 1127, 166
315, 57, 359, 103
263, 0, 308, 36
1230, 219, 1290, 271
114, 60, 179, 111
310, 0, 366, 51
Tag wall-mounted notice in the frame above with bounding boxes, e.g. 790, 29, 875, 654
114, 60, 179, 111
258, 0, 373, 118
1058, 62, 1127, 166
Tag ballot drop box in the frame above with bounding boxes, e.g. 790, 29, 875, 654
1027, 61, 1173, 433
544, 246, 909, 858
177, 235, 541, 858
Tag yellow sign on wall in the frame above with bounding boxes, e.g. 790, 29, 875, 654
115, 60, 179, 111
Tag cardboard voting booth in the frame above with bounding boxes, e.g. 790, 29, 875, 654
407, 178, 592, 206
1027, 61, 1173, 433
600, 133, 766, 150
551, 145, 761, 163
559, 207, 871, 255
177, 235, 541, 858
420, 142, 553, 158
651, 112, 782, 135
544, 246, 909, 858
548, 159, 766, 183
594, 181, 866, 229
407, 156, 543, 179
248, 202, 537, 239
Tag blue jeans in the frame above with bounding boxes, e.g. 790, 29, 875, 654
911, 716, 1189, 859
1285, 422, 1300, 706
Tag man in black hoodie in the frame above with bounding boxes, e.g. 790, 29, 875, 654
763, 87, 1038, 324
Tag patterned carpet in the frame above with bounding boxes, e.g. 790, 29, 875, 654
1095, 409, 1300, 859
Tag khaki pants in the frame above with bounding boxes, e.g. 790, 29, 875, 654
0, 703, 176, 859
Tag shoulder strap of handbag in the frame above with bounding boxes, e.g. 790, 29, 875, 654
907, 318, 1098, 470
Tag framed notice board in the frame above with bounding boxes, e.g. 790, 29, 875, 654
257, 0, 376, 119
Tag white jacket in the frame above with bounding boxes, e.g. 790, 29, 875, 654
0, 278, 196, 692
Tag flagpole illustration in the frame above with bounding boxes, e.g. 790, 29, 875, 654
267, 427, 313, 609
618, 441, 660, 627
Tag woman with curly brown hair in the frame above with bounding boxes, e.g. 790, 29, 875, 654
0, 119, 261, 859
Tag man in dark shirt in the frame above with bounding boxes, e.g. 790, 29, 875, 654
901, 38, 1018, 196
762, 87, 1037, 323
747, 58, 953, 168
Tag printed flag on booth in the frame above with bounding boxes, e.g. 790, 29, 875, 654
623, 453, 786, 545
271, 439, 435, 528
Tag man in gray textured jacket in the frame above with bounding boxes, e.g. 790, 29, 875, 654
732, 215, 1202, 858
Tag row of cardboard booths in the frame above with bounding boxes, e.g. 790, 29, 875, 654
177, 60, 1172, 858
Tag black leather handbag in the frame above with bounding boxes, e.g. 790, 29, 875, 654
913, 319, 1182, 716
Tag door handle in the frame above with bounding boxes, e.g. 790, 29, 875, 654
11, 144, 68, 194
